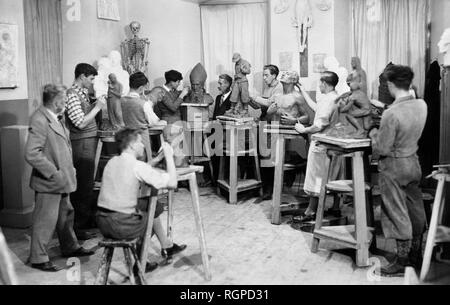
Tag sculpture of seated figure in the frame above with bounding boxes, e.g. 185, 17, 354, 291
267, 71, 309, 125
326, 81, 372, 139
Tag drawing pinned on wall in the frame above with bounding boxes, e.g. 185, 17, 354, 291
97, 0, 120, 21
279, 52, 294, 71
0, 23, 18, 89
313, 53, 327, 73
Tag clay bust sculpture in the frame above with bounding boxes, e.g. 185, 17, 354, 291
267, 71, 309, 125
183, 63, 214, 106
326, 81, 372, 139
225, 53, 252, 118
438, 28, 450, 66
347, 57, 368, 94
120, 21, 150, 75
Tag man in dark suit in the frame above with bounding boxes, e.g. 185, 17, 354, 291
25, 84, 95, 272
212, 74, 233, 120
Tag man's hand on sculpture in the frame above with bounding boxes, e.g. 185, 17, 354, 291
180, 87, 190, 99
295, 123, 306, 134
281, 114, 297, 126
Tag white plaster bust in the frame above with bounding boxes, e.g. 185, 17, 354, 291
438, 28, 450, 66
108, 50, 130, 95
93, 56, 112, 98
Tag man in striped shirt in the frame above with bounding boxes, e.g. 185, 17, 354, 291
66, 63, 105, 240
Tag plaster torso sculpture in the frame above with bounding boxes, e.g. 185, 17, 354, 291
438, 28, 450, 67
326, 81, 372, 139
347, 57, 368, 94
225, 53, 252, 118
183, 63, 214, 105
120, 21, 150, 75
267, 71, 309, 124
292, 0, 313, 53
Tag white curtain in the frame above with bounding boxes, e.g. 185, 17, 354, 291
351, 0, 428, 98
201, 3, 267, 117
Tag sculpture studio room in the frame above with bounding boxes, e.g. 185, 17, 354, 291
0, 0, 450, 288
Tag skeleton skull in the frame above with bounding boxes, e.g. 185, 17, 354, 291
129, 21, 141, 36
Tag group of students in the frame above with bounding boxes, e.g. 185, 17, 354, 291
25, 60, 427, 278
25, 63, 188, 272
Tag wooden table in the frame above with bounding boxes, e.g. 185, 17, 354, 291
310, 134, 373, 267
140, 165, 211, 281
263, 125, 307, 225
217, 119, 262, 204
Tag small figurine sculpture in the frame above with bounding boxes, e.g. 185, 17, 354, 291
101, 74, 124, 131
120, 21, 150, 75
438, 28, 450, 67
183, 63, 214, 105
347, 57, 368, 94
326, 81, 372, 139
94, 51, 129, 131
225, 53, 252, 118
267, 71, 309, 124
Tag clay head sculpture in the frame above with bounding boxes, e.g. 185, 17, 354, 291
280, 70, 300, 84
232, 53, 241, 63
189, 63, 207, 92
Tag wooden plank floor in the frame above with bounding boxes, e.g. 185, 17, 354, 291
2, 187, 408, 285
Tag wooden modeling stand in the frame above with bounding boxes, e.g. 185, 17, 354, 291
94, 130, 116, 184
216, 119, 262, 204
420, 165, 450, 281
140, 165, 211, 281
310, 134, 373, 267
263, 125, 307, 225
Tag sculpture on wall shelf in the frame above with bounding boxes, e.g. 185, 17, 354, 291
224, 53, 252, 118
292, 0, 313, 53
438, 28, 450, 67
326, 81, 372, 139
120, 21, 150, 75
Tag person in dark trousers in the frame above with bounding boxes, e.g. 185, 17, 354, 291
370, 65, 428, 277
66, 63, 105, 240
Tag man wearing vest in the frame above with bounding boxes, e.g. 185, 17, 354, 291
66, 63, 105, 240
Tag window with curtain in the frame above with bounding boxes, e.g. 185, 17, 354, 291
24, 0, 63, 113
351, 0, 429, 98
201, 2, 268, 118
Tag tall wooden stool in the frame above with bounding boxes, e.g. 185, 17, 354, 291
310, 134, 373, 267
264, 124, 308, 224
95, 238, 147, 285
216, 119, 262, 204
420, 165, 450, 281
140, 166, 212, 281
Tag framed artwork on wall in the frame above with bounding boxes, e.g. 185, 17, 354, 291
97, 0, 120, 21
313, 53, 327, 73
0, 23, 18, 89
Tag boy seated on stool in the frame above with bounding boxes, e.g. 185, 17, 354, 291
97, 128, 186, 272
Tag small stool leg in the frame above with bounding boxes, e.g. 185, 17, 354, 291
167, 190, 175, 242
188, 173, 212, 281
217, 156, 225, 195
311, 154, 332, 253
140, 196, 157, 268
203, 133, 215, 186
251, 127, 263, 197
123, 247, 136, 285
95, 247, 114, 285
271, 135, 285, 225
352, 152, 370, 267
130, 246, 147, 285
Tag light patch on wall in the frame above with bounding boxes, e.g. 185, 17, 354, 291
97, 0, 120, 21
66, 0, 81, 22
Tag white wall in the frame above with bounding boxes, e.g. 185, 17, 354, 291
62, 0, 130, 86
127, 0, 202, 87
270, 0, 335, 91
0, 0, 28, 100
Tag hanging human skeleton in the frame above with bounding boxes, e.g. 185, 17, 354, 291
120, 21, 150, 75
